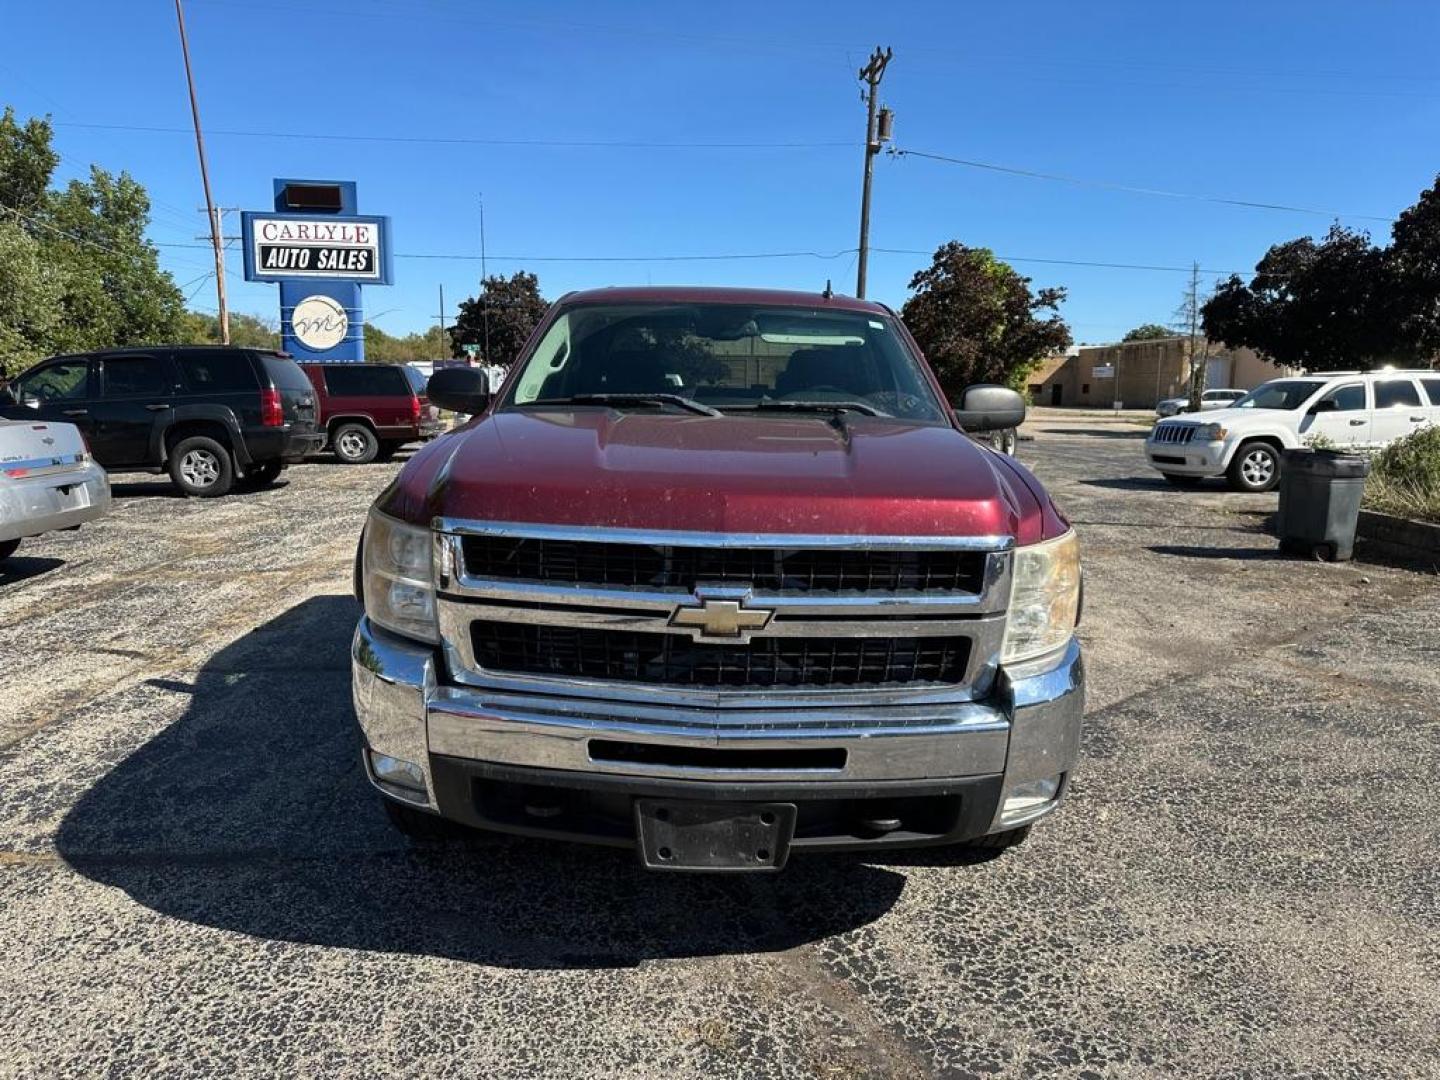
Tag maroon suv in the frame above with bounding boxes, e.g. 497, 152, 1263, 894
301, 363, 442, 464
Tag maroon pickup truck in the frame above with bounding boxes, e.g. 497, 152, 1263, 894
351, 287, 1083, 871
301, 362, 442, 464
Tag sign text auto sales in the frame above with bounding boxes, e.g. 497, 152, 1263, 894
250, 218, 382, 280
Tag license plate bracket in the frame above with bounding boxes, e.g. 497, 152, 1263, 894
634, 799, 796, 872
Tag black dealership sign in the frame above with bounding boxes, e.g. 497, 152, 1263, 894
257, 244, 376, 277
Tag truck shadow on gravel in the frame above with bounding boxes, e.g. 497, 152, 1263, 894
54, 595, 906, 969
0, 555, 64, 586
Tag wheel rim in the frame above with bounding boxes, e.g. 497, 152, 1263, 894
1241, 449, 1274, 486
338, 431, 367, 459
180, 448, 220, 487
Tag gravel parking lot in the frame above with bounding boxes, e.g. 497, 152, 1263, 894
2, 427, 1437, 1079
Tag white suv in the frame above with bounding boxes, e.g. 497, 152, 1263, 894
1155, 388, 1246, 418
1145, 370, 1440, 492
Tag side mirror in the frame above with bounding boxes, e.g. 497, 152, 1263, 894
1310, 398, 1337, 415
954, 383, 1026, 433
427, 367, 491, 415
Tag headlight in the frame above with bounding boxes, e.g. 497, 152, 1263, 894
362, 508, 438, 643
1001, 530, 1080, 664
1192, 422, 1228, 442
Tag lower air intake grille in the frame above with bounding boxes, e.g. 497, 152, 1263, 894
470, 622, 969, 689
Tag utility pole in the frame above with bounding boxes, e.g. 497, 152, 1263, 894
855, 46, 893, 299
1185, 261, 1207, 411
437, 283, 447, 357
479, 193, 492, 365
174, 0, 228, 343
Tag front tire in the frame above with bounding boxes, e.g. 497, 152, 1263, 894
1226, 442, 1281, 493
332, 423, 379, 464
0, 538, 20, 563
169, 435, 234, 498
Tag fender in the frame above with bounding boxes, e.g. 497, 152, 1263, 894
1219, 423, 1297, 467
327, 411, 380, 431
152, 404, 253, 467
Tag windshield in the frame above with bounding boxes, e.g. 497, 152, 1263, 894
401, 365, 427, 394
505, 303, 946, 422
1233, 379, 1326, 411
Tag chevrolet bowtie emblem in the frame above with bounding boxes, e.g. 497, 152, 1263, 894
669, 595, 775, 642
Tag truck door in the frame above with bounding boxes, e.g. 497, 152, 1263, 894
1371, 378, 1426, 449
1302, 382, 1370, 449
4, 358, 98, 442
91, 352, 179, 466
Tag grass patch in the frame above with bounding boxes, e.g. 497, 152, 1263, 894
1364, 426, 1440, 524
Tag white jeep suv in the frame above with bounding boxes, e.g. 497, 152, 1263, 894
1145, 370, 1440, 492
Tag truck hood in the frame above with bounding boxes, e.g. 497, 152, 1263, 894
1157, 406, 1274, 429
380, 409, 1066, 544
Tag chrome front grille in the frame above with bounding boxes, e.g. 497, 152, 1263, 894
434, 520, 1013, 707
1151, 422, 1197, 445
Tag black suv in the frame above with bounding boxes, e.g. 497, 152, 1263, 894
0, 346, 323, 497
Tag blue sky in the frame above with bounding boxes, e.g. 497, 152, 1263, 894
4, 0, 1439, 344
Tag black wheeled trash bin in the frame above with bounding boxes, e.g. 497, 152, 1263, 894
1275, 449, 1370, 561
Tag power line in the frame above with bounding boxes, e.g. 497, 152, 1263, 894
892, 147, 1394, 223
1, 204, 216, 274
53, 121, 853, 151
183, 272, 216, 302
149, 237, 1251, 275
870, 248, 1248, 275
392, 248, 859, 263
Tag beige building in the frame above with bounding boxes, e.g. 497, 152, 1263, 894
1027, 338, 1287, 409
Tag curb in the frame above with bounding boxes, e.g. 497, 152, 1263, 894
1357, 509, 1440, 568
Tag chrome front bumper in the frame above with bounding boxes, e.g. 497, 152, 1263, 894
351, 616, 1084, 837
1145, 438, 1229, 476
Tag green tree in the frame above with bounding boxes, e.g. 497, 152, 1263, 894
0, 218, 63, 375
0, 107, 186, 369
900, 242, 1072, 397
1121, 323, 1173, 342
1386, 174, 1440, 360
182, 310, 279, 349
45, 167, 186, 353
449, 271, 548, 364
364, 323, 447, 362
0, 107, 57, 215
1202, 224, 1408, 371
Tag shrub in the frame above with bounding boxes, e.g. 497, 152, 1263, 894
1364, 425, 1440, 524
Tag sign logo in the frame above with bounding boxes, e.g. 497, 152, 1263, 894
669, 591, 775, 642
291, 295, 349, 351
244, 215, 385, 282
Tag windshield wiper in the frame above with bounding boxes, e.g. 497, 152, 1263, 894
726, 399, 889, 417
526, 393, 721, 417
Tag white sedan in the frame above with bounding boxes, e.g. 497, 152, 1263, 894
1155, 388, 1246, 417
0, 418, 111, 563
